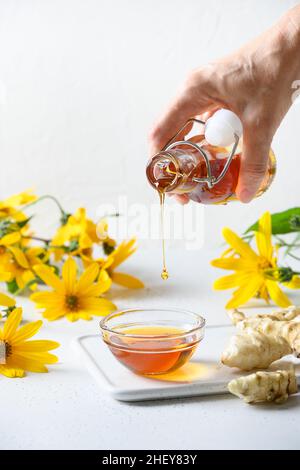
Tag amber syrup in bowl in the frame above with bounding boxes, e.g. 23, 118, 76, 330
100, 308, 205, 375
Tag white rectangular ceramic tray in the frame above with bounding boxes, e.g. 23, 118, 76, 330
73, 325, 300, 402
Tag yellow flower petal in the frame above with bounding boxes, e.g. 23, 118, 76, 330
22, 269, 35, 286
76, 263, 99, 293
265, 280, 292, 308
220, 247, 235, 258
111, 272, 144, 289
62, 257, 77, 293
14, 340, 60, 352
15, 273, 26, 290
213, 272, 250, 290
83, 278, 112, 297
66, 311, 96, 322
258, 284, 270, 303
211, 257, 255, 271
30, 291, 63, 307
255, 211, 273, 260
66, 313, 81, 322
109, 239, 137, 270
225, 277, 263, 309
0, 272, 12, 282
7, 355, 49, 373
34, 264, 63, 292
0, 292, 16, 308
222, 228, 258, 262
79, 298, 116, 315
0, 232, 21, 246
42, 308, 65, 321
284, 275, 300, 289
11, 320, 43, 344
13, 350, 58, 364
2, 308, 23, 340
82, 269, 112, 295
0, 365, 25, 378
3, 189, 36, 208
79, 233, 93, 250
8, 247, 29, 269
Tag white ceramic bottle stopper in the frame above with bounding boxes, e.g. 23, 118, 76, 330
204, 109, 243, 147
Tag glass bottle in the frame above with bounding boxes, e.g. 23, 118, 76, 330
146, 110, 276, 204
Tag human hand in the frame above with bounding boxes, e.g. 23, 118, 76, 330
149, 6, 300, 203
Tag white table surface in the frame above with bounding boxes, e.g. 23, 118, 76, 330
1, 246, 300, 450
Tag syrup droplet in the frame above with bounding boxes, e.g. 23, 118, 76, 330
161, 268, 169, 281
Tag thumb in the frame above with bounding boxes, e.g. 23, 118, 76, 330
236, 128, 271, 203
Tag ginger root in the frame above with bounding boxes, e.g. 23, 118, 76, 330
228, 368, 298, 404
228, 305, 300, 325
221, 329, 292, 370
228, 306, 300, 357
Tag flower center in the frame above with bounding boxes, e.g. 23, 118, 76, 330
65, 295, 79, 311
0, 246, 5, 255
258, 257, 272, 271
5, 341, 12, 357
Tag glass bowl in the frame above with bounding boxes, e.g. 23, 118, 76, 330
100, 308, 205, 375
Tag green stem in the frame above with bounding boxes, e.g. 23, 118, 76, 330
22, 235, 51, 244
287, 252, 300, 261
21, 235, 67, 250
22, 194, 67, 216
275, 235, 300, 248
105, 212, 121, 217
277, 242, 300, 248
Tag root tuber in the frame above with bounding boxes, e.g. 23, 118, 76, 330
221, 329, 292, 370
228, 307, 300, 356
228, 368, 298, 404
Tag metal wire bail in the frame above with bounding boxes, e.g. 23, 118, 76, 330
162, 118, 240, 189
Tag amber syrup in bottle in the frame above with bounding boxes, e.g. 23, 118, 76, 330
146, 136, 276, 278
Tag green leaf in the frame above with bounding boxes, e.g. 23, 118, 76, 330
60, 212, 71, 226
6, 279, 19, 294
68, 239, 79, 252
245, 208, 300, 235
0, 219, 13, 238
17, 216, 33, 229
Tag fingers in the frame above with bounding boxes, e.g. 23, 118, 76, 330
168, 193, 190, 205
173, 194, 190, 205
236, 127, 272, 203
148, 72, 215, 156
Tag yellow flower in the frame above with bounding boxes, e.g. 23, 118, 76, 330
0, 232, 20, 266
82, 239, 144, 289
30, 257, 116, 322
0, 292, 16, 319
4, 246, 48, 291
0, 190, 36, 221
51, 208, 98, 261
0, 292, 16, 308
211, 212, 297, 309
102, 239, 144, 288
0, 308, 59, 378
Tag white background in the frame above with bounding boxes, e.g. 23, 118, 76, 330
0, 0, 299, 248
